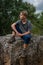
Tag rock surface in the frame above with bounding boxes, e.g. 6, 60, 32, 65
0, 34, 43, 65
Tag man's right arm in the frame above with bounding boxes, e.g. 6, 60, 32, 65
11, 23, 23, 37
11, 23, 18, 33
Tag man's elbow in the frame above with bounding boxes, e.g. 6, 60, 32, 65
11, 23, 16, 29
11, 24, 13, 28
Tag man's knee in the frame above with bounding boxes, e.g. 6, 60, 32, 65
12, 31, 16, 36
22, 35, 31, 41
23, 35, 29, 40
24, 34, 31, 39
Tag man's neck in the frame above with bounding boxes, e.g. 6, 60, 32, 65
21, 19, 27, 24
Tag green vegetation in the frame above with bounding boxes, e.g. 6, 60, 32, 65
0, 0, 43, 35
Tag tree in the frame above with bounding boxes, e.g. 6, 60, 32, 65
0, 0, 36, 35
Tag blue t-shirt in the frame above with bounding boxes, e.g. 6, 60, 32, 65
16, 20, 32, 33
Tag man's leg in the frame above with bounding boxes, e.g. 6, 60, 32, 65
12, 31, 16, 36
23, 44, 28, 49
21, 44, 28, 57
21, 34, 31, 57
8, 31, 16, 43
8, 24, 22, 43
22, 34, 31, 49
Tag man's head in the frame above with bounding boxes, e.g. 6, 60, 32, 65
19, 11, 28, 20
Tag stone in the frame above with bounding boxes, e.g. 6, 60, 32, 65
0, 34, 43, 65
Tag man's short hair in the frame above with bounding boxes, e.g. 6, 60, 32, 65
20, 10, 28, 17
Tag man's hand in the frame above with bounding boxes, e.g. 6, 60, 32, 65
16, 31, 31, 37
16, 32, 23, 37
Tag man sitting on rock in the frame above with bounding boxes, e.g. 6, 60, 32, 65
8, 11, 32, 56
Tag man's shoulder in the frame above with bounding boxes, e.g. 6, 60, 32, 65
27, 20, 31, 24
16, 20, 21, 24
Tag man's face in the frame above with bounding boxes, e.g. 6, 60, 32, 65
19, 13, 26, 20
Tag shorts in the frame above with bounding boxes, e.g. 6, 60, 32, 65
15, 24, 32, 44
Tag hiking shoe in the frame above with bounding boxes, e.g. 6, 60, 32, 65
8, 36, 16, 43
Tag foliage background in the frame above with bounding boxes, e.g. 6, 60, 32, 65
0, 0, 43, 35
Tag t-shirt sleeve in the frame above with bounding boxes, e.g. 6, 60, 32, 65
28, 21, 32, 31
15, 20, 20, 25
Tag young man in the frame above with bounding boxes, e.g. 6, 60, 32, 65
8, 11, 32, 56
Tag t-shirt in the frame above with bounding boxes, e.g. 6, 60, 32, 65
15, 20, 32, 33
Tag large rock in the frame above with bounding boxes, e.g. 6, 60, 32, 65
0, 34, 43, 65
0, 43, 4, 65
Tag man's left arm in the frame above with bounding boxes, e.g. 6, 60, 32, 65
21, 31, 31, 36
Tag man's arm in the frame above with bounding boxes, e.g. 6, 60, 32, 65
11, 23, 18, 33
11, 23, 31, 36
11, 23, 23, 36
21, 31, 31, 36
